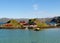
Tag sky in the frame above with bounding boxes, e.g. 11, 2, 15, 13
0, 0, 60, 18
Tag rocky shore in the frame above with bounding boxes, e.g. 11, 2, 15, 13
0, 26, 59, 29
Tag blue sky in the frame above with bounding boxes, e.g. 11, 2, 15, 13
0, 0, 60, 18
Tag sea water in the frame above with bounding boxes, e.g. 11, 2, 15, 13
0, 28, 60, 43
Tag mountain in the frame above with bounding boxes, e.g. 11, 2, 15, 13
0, 18, 29, 23
0, 17, 54, 23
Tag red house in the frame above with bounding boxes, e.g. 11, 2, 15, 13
20, 21, 28, 26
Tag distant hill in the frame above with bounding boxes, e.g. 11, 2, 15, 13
0, 18, 10, 22
0, 17, 54, 23
0, 18, 29, 23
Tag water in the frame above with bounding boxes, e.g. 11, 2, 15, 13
0, 28, 60, 43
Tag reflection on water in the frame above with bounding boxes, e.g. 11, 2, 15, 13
0, 28, 60, 43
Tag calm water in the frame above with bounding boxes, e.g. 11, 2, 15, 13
0, 28, 60, 43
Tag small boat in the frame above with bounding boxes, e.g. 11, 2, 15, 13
34, 28, 40, 31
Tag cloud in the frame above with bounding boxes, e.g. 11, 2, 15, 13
33, 4, 38, 10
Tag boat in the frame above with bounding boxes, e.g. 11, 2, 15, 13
34, 28, 40, 31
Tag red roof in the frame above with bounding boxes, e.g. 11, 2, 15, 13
4, 24, 13, 26
20, 21, 27, 25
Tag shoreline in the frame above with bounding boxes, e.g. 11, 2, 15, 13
0, 26, 60, 29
